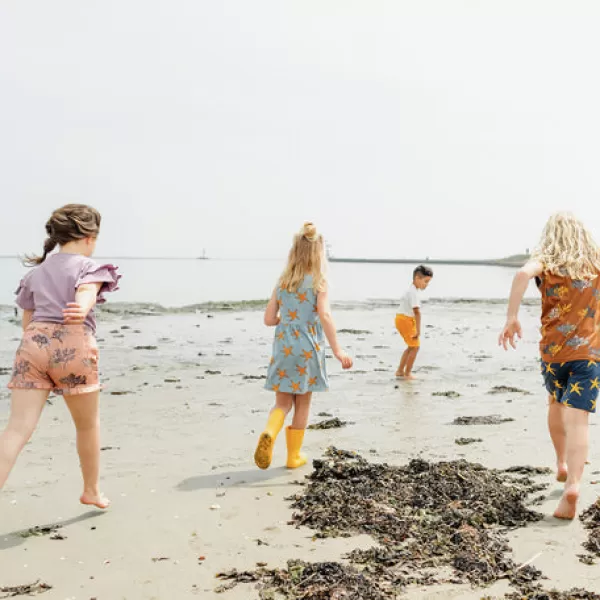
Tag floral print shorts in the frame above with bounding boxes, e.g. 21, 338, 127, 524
8, 323, 100, 396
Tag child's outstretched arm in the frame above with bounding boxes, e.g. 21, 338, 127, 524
317, 286, 352, 369
499, 260, 543, 350
63, 283, 103, 325
264, 289, 280, 327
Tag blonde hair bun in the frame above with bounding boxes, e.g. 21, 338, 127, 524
279, 222, 326, 294
301, 221, 318, 242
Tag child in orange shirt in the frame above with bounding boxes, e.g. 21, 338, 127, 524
500, 212, 600, 520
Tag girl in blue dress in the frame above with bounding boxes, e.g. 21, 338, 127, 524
254, 222, 353, 470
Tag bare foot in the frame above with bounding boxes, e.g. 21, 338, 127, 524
395, 370, 405, 378
556, 464, 568, 483
553, 485, 579, 520
80, 492, 111, 510
404, 374, 417, 381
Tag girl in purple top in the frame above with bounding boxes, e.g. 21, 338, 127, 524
1, 204, 120, 509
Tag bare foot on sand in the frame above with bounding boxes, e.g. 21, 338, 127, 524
553, 485, 579, 520
80, 492, 111, 510
404, 374, 417, 381
395, 369, 405, 378
556, 464, 568, 483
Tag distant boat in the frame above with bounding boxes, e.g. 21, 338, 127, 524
197, 249, 209, 260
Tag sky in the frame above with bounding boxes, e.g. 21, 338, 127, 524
2, 1, 600, 260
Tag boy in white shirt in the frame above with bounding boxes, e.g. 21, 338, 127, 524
395, 265, 433, 379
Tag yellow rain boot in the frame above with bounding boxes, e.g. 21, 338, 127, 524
254, 408, 286, 470
286, 426, 308, 469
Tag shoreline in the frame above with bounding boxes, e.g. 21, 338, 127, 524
0, 297, 537, 317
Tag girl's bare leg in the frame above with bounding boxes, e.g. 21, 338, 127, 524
273, 392, 293, 416
291, 392, 312, 430
64, 391, 109, 509
547, 398, 567, 481
0, 389, 49, 489
554, 406, 589, 520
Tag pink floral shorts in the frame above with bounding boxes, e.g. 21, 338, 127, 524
8, 323, 100, 396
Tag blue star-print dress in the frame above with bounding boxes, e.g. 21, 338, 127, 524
265, 275, 328, 394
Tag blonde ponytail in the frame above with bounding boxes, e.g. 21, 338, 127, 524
279, 222, 326, 293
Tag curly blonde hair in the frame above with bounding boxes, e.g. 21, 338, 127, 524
532, 212, 600, 280
279, 222, 326, 293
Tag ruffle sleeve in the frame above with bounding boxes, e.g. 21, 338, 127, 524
15, 272, 35, 311
77, 262, 121, 304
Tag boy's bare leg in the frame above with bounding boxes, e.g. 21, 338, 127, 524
547, 399, 567, 482
554, 406, 589, 520
404, 347, 419, 380
396, 349, 410, 377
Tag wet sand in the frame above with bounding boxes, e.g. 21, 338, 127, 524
0, 301, 598, 598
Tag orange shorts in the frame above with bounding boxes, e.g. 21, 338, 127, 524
8, 323, 100, 396
395, 314, 419, 348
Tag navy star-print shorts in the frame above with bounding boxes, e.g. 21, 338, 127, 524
541, 360, 600, 413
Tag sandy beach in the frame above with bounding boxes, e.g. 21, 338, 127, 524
1, 300, 599, 599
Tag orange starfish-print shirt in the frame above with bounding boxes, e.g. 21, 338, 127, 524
538, 270, 600, 363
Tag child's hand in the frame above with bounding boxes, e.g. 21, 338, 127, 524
499, 318, 522, 350
63, 302, 87, 325
335, 350, 353, 370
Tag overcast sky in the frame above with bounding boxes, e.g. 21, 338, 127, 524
2, 1, 600, 260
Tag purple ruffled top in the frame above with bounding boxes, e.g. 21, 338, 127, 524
15, 253, 121, 334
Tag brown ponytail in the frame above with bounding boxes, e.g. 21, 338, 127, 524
24, 204, 101, 267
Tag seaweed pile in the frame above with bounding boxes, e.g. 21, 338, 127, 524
579, 498, 600, 564
217, 448, 555, 598
216, 561, 394, 599
492, 587, 600, 599
455, 437, 483, 446
308, 418, 348, 430
289, 449, 545, 587
453, 415, 515, 425
0, 581, 52, 598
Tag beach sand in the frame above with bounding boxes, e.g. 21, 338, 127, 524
0, 301, 599, 599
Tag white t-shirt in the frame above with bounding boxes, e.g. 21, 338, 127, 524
398, 284, 420, 317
